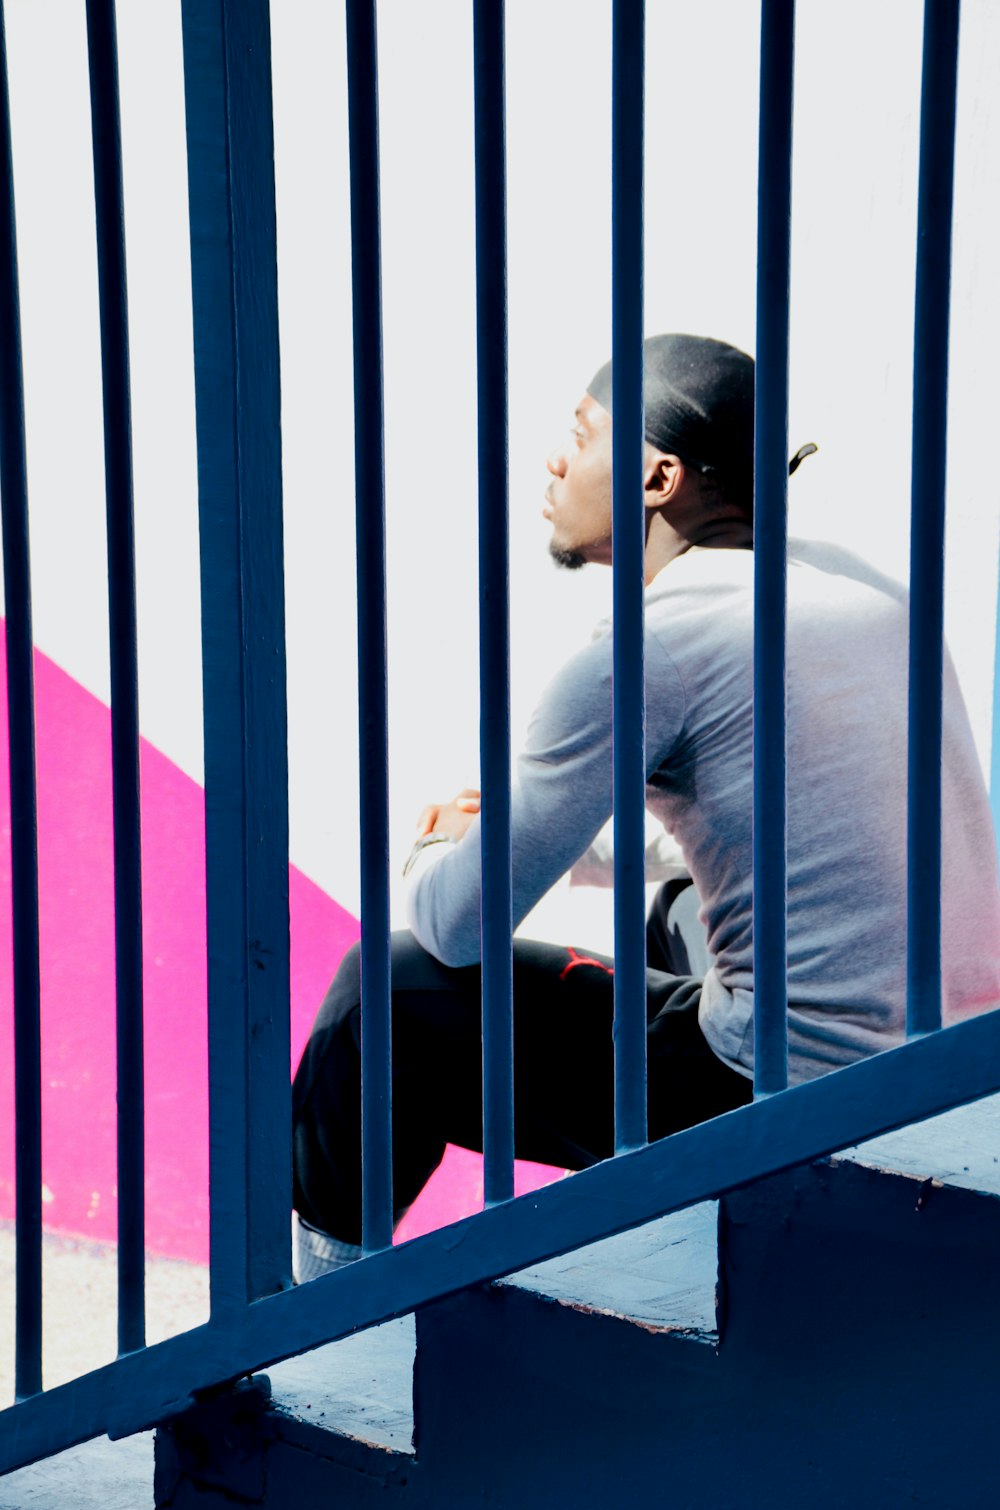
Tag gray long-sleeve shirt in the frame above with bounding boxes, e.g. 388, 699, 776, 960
407, 541, 1000, 1084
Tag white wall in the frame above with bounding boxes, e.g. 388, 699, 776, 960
2, 0, 998, 948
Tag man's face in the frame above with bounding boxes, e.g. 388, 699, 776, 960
543, 393, 614, 570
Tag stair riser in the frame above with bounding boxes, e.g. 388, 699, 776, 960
407, 1162, 1000, 1508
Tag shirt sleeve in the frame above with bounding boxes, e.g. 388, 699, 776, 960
405, 623, 687, 966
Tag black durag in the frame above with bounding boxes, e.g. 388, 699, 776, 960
586, 333, 755, 490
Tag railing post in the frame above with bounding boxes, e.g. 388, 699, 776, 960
0, 0, 43, 1401
611, 0, 647, 1156
907, 0, 960, 1039
753, 0, 795, 1098
180, 0, 291, 1311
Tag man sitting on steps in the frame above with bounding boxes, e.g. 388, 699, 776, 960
291, 333, 1000, 1279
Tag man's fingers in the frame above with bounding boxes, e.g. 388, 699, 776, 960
415, 789, 479, 838
416, 805, 439, 836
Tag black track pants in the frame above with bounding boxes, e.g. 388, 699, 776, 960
292, 930, 753, 1246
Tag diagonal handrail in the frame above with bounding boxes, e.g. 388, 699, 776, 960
2, 1005, 999, 1476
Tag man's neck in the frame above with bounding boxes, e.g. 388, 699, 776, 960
643, 514, 753, 585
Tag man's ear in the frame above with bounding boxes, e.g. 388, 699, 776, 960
643, 451, 684, 511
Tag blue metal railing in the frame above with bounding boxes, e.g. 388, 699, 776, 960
344, 0, 394, 1259
611, 0, 648, 1153
2, 0, 997, 1480
86, 0, 146, 1357
473, 0, 515, 1206
907, 0, 960, 1039
0, 0, 42, 1406
753, 0, 794, 1096
181, 0, 292, 1314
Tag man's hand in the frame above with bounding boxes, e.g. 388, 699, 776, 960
415, 788, 481, 842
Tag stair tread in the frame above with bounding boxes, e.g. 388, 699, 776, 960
260, 1204, 719, 1458
0, 1431, 152, 1509
837, 1089, 1000, 1195
263, 1313, 415, 1453
502, 1199, 718, 1334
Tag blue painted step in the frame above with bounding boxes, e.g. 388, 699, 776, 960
149, 1203, 721, 1507
410, 1106, 1000, 1508
502, 1199, 719, 1339
149, 1093, 1000, 1507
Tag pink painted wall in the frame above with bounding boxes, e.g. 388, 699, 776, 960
0, 637, 562, 1263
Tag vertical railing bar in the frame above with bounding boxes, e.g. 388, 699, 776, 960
180, 0, 292, 1312
224, 0, 292, 1308
0, 0, 42, 1400
84, 0, 145, 1355
752, 0, 795, 1098
611, 0, 646, 1155
473, 0, 514, 1208
907, 0, 960, 1039
345, 0, 392, 1254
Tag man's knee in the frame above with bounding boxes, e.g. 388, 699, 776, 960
317, 932, 457, 1018
333, 938, 362, 1001
302, 940, 363, 1045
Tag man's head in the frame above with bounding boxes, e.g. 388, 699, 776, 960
544, 334, 755, 571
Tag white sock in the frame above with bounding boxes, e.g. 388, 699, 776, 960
292, 1211, 363, 1282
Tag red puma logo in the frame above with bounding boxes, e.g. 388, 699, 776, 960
559, 946, 615, 982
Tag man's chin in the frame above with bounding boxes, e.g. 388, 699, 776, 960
548, 541, 587, 571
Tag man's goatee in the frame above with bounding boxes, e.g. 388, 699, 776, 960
548, 543, 587, 571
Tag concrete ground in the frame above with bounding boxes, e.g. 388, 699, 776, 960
0, 1222, 209, 1407
0, 1226, 208, 1506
